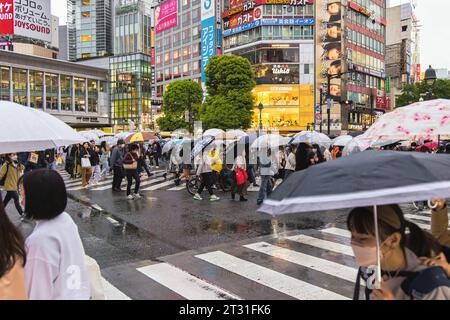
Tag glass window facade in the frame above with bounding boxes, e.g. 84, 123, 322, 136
46, 73, 59, 111
12, 68, 27, 106
0, 66, 10, 101
61, 75, 72, 111
74, 77, 87, 112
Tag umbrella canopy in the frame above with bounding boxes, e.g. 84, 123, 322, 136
332, 135, 353, 147
259, 151, 450, 216
191, 135, 215, 160
416, 141, 439, 152
225, 129, 248, 140
162, 139, 187, 155
79, 131, 100, 143
115, 131, 132, 140
290, 131, 332, 148
124, 131, 157, 144
341, 137, 372, 157
203, 128, 226, 140
363, 99, 450, 141
0, 101, 85, 154
250, 134, 290, 149
370, 140, 402, 148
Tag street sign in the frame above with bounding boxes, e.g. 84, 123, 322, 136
315, 114, 322, 121
327, 99, 333, 111
315, 105, 322, 113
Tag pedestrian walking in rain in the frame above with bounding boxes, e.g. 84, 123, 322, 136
44, 149, 56, 171
89, 140, 101, 185
312, 144, 326, 164
231, 154, 249, 202
123, 144, 142, 200
257, 149, 278, 206
193, 146, 220, 202
275, 145, 287, 180
0, 201, 27, 300
111, 139, 126, 192
137, 143, 152, 178
79, 142, 93, 188
19, 169, 90, 300
151, 141, 162, 168
99, 141, 110, 178
0, 153, 25, 217
284, 144, 296, 180
295, 142, 312, 171
349, 205, 450, 300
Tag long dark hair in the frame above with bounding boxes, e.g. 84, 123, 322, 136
295, 143, 311, 171
0, 199, 26, 278
312, 144, 326, 163
347, 205, 438, 259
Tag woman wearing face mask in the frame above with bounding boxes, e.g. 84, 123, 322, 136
348, 205, 450, 300
0, 154, 25, 217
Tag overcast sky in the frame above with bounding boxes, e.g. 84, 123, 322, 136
50, 0, 450, 70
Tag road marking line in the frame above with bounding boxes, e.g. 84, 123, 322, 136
137, 263, 241, 300
168, 185, 186, 191
244, 242, 359, 284
196, 251, 349, 300
101, 278, 131, 300
405, 214, 431, 222
141, 180, 175, 191
286, 234, 354, 256
321, 228, 351, 239
87, 172, 169, 191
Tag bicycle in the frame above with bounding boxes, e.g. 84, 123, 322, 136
412, 200, 439, 211
186, 170, 232, 196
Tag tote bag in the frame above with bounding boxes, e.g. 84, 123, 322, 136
81, 158, 92, 168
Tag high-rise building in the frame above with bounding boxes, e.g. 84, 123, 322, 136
222, 1, 316, 133
316, 0, 388, 135
59, 26, 69, 61
68, 0, 115, 61
110, 0, 153, 130
386, 1, 420, 109
152, 0, 206, 102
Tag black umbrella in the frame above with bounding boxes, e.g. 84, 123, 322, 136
259, 151, 450, 287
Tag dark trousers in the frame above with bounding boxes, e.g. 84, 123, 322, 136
198, 172, 214, 196
247, 165, 256, 184
112, 166, 124, 190
126, 169, 141, 196
138, 158, 152, 177
3, 191, 23, 216
152, 155, 160, 167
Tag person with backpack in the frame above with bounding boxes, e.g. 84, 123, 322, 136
0, 154, 25, 217
123, 144, 142, 200
348, 205, 450, 300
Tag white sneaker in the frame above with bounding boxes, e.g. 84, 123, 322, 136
210, 195, 220, 202
127, 195, 134, 200
193, 193, 203, 201
133, 193, 142, 199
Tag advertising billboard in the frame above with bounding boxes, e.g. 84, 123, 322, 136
223, 6, 262, 30
0, 0, 51, 42
155, 0, 178, 34
201, 0, 216, 85
315, 0, 344, 131
225, 0, 314, 18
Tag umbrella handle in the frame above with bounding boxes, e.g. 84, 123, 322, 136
373, 205, 382, 290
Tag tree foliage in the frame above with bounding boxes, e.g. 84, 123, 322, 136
396, 79, 450, 107
200, 55, 256, 130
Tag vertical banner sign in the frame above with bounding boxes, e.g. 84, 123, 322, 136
315, 0, 344, 132
0, 0, 14, 34
201, 0, 216, 86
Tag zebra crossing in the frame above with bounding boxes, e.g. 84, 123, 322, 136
103, 209, 444, 300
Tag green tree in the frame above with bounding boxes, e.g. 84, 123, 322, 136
200, 55, 256, 130
157, 80, 203, 131
396, 79, 450, 107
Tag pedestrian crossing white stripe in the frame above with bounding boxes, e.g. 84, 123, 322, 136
196, 251, 349, 300
141, 180, 175, 191
405, 214, 431, 222
321, 228, 351, 239
137, 263, 241, 300
101, 278, 131, 300
287, 234, 354, 257
66, 177, 114, 190
244, 242, 359, 284
168, 185, 186, 191
88, 176, 168, 191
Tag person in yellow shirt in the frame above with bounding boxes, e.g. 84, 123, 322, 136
0, 201, 27, 300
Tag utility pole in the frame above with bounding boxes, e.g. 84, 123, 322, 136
327, 75, 331, 136
319, 87, 323, 133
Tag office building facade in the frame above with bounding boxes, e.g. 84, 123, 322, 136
68, 0, 115, 61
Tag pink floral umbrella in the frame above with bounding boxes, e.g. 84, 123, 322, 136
362, 99, 450, 141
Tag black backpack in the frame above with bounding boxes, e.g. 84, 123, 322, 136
0, 163, 10, 187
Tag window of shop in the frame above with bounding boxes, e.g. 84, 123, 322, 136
60, 75, 72, 111
29, 70, 43, 109
74, 77, 86, 112
12, 68, 27, 106
88, 79, 98, 113
45, 73, 58, 111
0, 66, 10, 101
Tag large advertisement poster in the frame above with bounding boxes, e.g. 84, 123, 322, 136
0, 0, 51, 42
316, 0, 344, 131
201, 0, 216, 85
155, 0, 178, 34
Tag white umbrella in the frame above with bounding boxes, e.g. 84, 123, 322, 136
251, 134, 290, 149
342, 137, 372, 157
225, 129, 248, 140
80, 131, 100, 143
291, 131, 332, 148
204, 128, 226, 139
332, 135, 353, 147
0, 101, 85, 154
115, 131, 132, 140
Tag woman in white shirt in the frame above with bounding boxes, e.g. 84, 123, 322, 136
19, 169, 90, 300
284, 145, 297, 180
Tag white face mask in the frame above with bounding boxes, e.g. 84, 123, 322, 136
351, 244, 383, 268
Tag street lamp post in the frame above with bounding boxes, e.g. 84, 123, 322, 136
424, 65, 437, 101
258, 102, 264, 135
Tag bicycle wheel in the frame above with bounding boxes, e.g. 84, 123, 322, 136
187, 176, 200, 196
